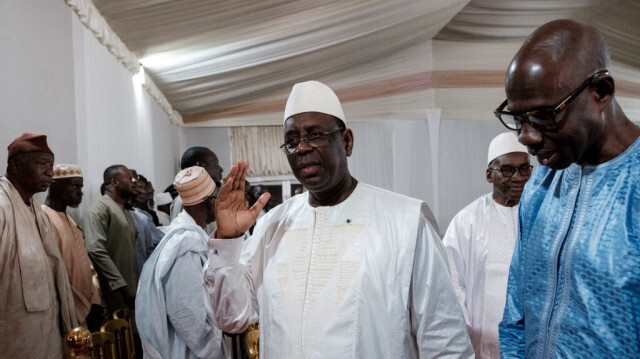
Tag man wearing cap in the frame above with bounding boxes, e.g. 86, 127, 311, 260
84, 164, 139, 315
155, 192, 173, 226
128, 170, 161, 274
170, 146, 223, 225
497, 20, 640, 357
0, 133, 77, 358
42, 164, 103, 331
136, 166, 224, 359
204, 81, 473, 358
442, 132, 531, 358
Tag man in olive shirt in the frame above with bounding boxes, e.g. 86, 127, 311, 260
84, 164, 138, 315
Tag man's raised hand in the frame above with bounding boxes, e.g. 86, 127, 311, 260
215, 161, 270, 239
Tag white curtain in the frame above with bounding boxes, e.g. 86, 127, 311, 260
230, 126, 291, 177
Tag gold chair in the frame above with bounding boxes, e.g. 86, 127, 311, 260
101, 318, 135, 359
91, 331, 117, 359
113, 308, 137, 333
243, 323, 260, 359
66, 327, 92, 358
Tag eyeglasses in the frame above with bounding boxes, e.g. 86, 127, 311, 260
494, 69, 609, 133
489, 164, 533, 177
279, 129, 343, 155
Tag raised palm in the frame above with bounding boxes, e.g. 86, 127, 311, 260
215, 161, 270, 239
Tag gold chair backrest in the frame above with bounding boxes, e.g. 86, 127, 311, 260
101, 318, 135, 359
91, 331, 117, 359
243, 323, 260, 359
112, 308, 137, 333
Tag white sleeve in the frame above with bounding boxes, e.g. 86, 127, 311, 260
411, 205, 475, 358
441, 212, 473, 330
203, 234, 261, 334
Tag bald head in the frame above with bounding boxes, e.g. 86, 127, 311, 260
507, 19, 609, 94
500, 19, 639, 169
180, 147, 223, 185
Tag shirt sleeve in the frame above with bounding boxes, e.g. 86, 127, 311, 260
203, 231, 261, 334
498, 209, 526, 357
84, 204, 127, 291
412, 203, 475, 358
442, 212, 472, 330
166, 248, 223, 358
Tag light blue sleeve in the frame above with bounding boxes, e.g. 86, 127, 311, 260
166, 249, 223, 358
499, 207, 526, 358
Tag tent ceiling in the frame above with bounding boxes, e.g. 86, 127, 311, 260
90, 0, 640, 124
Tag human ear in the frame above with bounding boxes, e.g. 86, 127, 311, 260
593, 76, 614, 104
486, 168, 493, 183
343, 129, 354, 157
8, 157, 23, 175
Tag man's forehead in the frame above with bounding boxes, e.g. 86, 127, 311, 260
494, 152, 530, 165
12, 151, 54, 165
118, 167, 131, 175
505, 59, 568, 111
284, 112, 337, 131
56, 176, 83, 184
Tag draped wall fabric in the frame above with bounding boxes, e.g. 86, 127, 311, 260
65, 0, 182, 125
231, 126, 292, 177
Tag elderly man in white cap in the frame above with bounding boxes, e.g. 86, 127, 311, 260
204, 81, 473, 358
442, 132, 531, 358
136, 166, 224, 359
42, 164, 103, 331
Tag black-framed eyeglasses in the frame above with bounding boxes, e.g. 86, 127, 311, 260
494, 69, 609, 133
279, 129, 343, 155
489, 164, 533, 177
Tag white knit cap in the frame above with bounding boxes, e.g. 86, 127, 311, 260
155, 192, 173, 206
283, 81, 345, 125
487, 132, 528, 165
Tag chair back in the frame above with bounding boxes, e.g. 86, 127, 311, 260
101, 318, 135, 359
113, 308, 138, 333
91, 331, 117, 359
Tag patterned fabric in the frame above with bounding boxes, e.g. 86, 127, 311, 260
174, 166, 215, 206
500, 137, 640, 358
52, 164, 82, 179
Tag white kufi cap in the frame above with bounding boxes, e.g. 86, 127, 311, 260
155, 192, 173, 206
487, 132, 528, 165
284, 81, 345, 125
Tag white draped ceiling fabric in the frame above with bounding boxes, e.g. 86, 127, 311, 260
66, 0, 640, 128
58, 0, 640, 227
